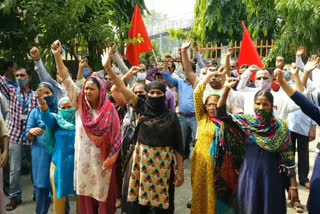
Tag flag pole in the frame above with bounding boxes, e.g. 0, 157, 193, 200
152, 49, 158, 65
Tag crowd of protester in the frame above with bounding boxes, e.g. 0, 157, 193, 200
0, 39, 319, 214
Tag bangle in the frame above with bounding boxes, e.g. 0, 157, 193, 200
225, 85, 232, 90
289, 186, 298, 190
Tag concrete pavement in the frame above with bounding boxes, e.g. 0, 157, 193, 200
5, 138, 318, 214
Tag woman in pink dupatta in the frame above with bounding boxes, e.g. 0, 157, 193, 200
51, 40, 122, 214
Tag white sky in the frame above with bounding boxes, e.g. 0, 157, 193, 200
145, 0, 195, 20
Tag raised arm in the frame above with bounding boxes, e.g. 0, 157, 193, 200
146, 66, 159, 81
194, 71, 221, 121
276, 69, 296, 97
101, 47, 137, 107
217, 77, 237, 108
76, 58, 86, 81
114, 52, 130, 75
121, 66, 140, 84
288, 64, 304, 93
295, 47, 305, 70
216, 77, 237, 121
35, 89, 57, 129
193, 42, 205, 70
224, 48, 233, 77
161, 58, 179, 88
181, 38, 198, 89
30, 47, 66, 99
301, 55, 319, 88
51, 40, 80, 110
236, 65, 260, 91
277, 69, 320, 124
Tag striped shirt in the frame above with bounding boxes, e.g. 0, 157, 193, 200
0, 76, 36, 145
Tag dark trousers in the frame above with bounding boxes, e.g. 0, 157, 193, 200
291, 131, 310, 185
3, 163, 9, 195
115, 153, 122, 200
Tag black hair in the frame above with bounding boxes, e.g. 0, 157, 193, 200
240, 64, 249, 69
169, 62, 176, 73
88, 77, 101, 89
16, 67, 32, 76
204, 94, 220, 105
155, 72, 162, 77
133, 83, 147, 92
266, 67, 275, 76
191, 62, 196, 73
2, 60, 14, 71
193, 58, 198, 64
83, 56, 93, 70
256, 69, 273, 79
254, 89, 274, 106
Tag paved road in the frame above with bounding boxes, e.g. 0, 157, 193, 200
5, 137, 318, 214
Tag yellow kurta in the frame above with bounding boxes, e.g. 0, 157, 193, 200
191, 84, 216, 214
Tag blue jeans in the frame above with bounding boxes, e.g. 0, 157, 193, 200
34, 187, 51, 214
9, 143, 23, 199
178, 115, 197, 157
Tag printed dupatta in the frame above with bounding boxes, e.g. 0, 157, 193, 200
213, 108, 295, 213
80, 77, 122, 168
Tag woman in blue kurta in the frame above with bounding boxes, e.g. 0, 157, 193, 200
277, 70, 320, 214
39, 96, 76, 214
214, 78, 299, 214
26, 82, 57, 214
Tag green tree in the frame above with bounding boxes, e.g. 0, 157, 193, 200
139, 41, 161, 65
265, 0, 320, 66
242, 0, 278, 40
192, 0, 247, 45
0, 0, 148, 70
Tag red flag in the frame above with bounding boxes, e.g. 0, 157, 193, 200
125, 4, 153, 66
238, 21, 264, 81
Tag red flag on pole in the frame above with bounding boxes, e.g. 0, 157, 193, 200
238, 21, 264, 81
125, 4, 153, 66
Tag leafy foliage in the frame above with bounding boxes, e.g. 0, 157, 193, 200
192, 0, 247, 45
139, 41, 161, 66
264, 0, 320, 66
0, 0, 147, 71
167, 28, 188, 41
242, 0, 278, 40
192, 0, 320, 66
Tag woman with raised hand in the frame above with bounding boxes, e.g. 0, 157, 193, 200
26, 82, 57, 214
38, 93, 76, 214
101, 46, 184, 214
214, 77, 298, 214
51, 40, 122, 214
276, 68, 320, 214
191, 70, 222, 214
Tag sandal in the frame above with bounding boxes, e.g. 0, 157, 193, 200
294, 201, 304, 213
6, 198, 22, 211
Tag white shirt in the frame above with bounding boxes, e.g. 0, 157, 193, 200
235, 69, 300, 121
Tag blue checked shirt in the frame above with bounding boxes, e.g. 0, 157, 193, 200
0, 76, 36, 145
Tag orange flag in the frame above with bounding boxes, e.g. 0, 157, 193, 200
238, 21, 264, 81
125, 4, 153, 66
